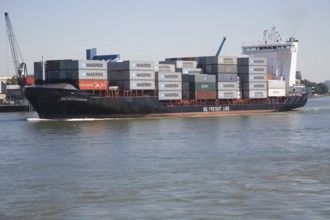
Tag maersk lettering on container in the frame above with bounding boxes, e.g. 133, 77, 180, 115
158, 91, 182, 100
157, 72, 182, 82
158, 82, 182, 91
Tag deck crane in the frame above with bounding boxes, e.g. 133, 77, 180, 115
215, 37, 226, 56
4, 12, 27, 87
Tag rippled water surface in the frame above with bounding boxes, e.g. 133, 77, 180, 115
1, 97, 330, 219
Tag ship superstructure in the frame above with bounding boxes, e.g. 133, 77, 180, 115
242, 27, 299, 95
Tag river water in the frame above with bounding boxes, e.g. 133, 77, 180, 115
0, 97, 330, 219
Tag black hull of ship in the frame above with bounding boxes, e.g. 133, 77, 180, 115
24, 85, 308, 119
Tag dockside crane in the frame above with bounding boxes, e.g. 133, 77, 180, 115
215, 37, 226, 56
5, 12, 27, 87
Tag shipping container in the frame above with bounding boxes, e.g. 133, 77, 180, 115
243, 82, 268, 90
108, 61, 155, 71
205, 64, 237, 74
109, 70, 155, 81
216, 73, 238, 82
158, 82, 182, 91
240, 73, 267, 82
182, 91, 190, 100
115, 80, 155, 90
268, 89, 286, 97
76, 70, 107, 80
217, 82, 239, 91
243, 90, 267, 98
182, 82, 189, 91
237, 57, 267, 66
190, 90, 217, 100
155, 64, 176, 72
47, 60, 107, 71
25, 77, 34, 85
157, 72, 182, 82
189, 82, 217, 91
78, 80, 108, 90
34, 62, 42, 72
268, 80, 286, 89
218, 91, 241, 99
189, 74, 216, 83
177, 68, 202, 75
267, 73, 273, 80
158, 91, 182, 100
238, 66, 267, 74
205, 56, 237, 65
160, 60, 198, 69
0, 81, 7, 94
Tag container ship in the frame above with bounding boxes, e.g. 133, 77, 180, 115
24, 28, 307, 119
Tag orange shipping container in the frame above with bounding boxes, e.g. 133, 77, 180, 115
78, 80, 108, 90
25, 77, 34, 85
267, 73, 273, 80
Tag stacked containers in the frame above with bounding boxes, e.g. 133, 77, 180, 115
34, 60, 108, 90
196, 56, 240, 99
188, 74, 217, 100
107, 61, 155, 90
268, 80, 286, 97
238, 57, 268, 98
156, 64, 182, 100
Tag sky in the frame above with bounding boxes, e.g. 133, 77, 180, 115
1, 0, 329, 82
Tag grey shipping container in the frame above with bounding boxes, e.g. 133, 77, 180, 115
238, 66, 267, 74
182, 91, 190, 100
205, 64, 237, 74
34, 62, 43, 72
158, 82, 182, 91
218, 91, 241, 99
157, 72, 182, 82
240, 73, 267, 82
238, 57, 267, 66
217, 82, 240, 91
182, 82, 189, 91
189, 74, 216, 83
109, 70, 155, 81
160, 60, 198, 69
243, 82, 268, 90
47, 60, 107, 70
108, 61, 155, 71
155, 64, 176, 72
243, 90, 267, 98
115, 80, 155, 90
216, 73, 238, 82
268, 89, 286, 97
158, 91, 182, 100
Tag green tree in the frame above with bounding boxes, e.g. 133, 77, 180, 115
315, 83, 329, 94
6, 75, 18, 85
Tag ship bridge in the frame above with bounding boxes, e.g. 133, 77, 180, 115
242, 27, 299, 95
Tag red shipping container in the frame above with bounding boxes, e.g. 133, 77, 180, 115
78, 80, 108, 90
25, 77, 34, 85
190, 90, 217, 100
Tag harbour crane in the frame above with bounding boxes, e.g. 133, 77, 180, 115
215, 37, 226, 56
4, 12, 27, 87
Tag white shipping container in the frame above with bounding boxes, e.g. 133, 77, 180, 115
76, 60, 107, 70
108, 61, 155, 71
240, 73, 267, 82
109, 70, 155, 81
218, 91, 241, 99
243, 82, 268, 90
76, 70, 108, 80
116, 80, 155, 90
217, 82, 239, 91
158, 91, 182, 100
268, 80, 286, 89
160, 60, 198, 69
243, 90, 267, 98
205, 56, 238, 65
0, 81, 7, 94
177, 68, 202, 75
268, 89, 286, 97
158, 82, 182, 91
155, 64, 176, 72
157, 72, 182, 82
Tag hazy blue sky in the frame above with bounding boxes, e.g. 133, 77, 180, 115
1, 0, 329, 82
